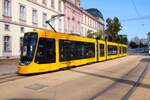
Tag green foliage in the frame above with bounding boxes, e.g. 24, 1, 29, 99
121, 36, 128, 45
97, 32, 103, 39
113, 17, 122, 34
129, 41, 138, 48
105, 17, 123, 43
87, 30, 103, 39
129, 40, 148, 48
116, 35, 128, 45
87, 33, 94, 38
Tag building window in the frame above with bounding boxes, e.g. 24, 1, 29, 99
19, 4, 26, 21
58, 19, 62, 32
68, 17, 70, 32
51, 16, 55, 29
72, 17, 75, 32
84, 16, 86, 24
4, 36, 11, 52
20, 27, 24, 33
81, 27, 83, 35
77, 21, 80, 33
32, 9, 38, 24
92, 20, 94, 28
96, 23, 99, 29
85, 16, 87, 25
82, 15, 84, 24
90, 19, 92, 27
51, 0, 55, 8
42, 0, 47, 5
4, 0, 11, 16
43, 13, 47, 27
94, 22, 96, 28
4, 24, 10, 31
88, 18, 90, 26
85, 28, 87, 36
96, 22, 98, 29
58, 0, 61, 12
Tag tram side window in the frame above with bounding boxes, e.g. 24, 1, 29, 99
35, 38, 56, 64
84, 42, 95, 58
108, 45, 118, 55
74, 42, 85, 59
123, 47, 127, 53
100, 44, 105, 57
59, 40, 95, 62
119, 47, 122, 54
59, 40, 72, 61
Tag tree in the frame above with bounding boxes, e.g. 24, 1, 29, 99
129, 41, 138, 48
117, 35, 128, 45
87, 33, 94, 38
116, 35, 122, 43
113, 17, 122, 34
105, 17, 122, 42
87, 31, 103, 39
96, 32, 103, 39
122, 36, 128, 45
87, 30, 94, 38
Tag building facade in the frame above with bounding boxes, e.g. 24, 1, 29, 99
63, 0, 104, 36
81, 8, 104, 37
63, 0, 82, 35
0, 0, 104, 59
0, 0, 64, 59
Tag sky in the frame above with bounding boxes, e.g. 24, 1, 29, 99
80, 0, 150, 40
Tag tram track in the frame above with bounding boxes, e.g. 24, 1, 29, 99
0, 72, 25, 84
69, 56, 149, 100
121, 58, 150, 100
88, 57, 150, 100
84, 57, 141, 77
0, 55, 149, 99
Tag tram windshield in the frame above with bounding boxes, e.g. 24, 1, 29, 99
20, 32, 38, 65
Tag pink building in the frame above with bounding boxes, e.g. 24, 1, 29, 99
63, 0, 82, 35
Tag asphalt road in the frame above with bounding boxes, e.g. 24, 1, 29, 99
0, 55, 150, 100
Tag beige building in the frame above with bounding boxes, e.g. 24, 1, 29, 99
0, 0, 64, 59
0, 0, 104, 59
81, 8, 104, 37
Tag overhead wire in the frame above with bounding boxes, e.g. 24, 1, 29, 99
130, 0, 140, 17
121, 16, 150, 22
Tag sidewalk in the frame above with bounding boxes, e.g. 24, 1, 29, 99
0, 59, 18, 65
0, 59, 18, 75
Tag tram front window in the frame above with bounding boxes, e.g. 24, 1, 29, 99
20, 32, 38, 65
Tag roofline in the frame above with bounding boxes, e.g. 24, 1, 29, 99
86, 8, 104, 19
62, 0, 104, 25
81, 8, 104, 25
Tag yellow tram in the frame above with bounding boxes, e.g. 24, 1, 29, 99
18, 30, 128, 75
